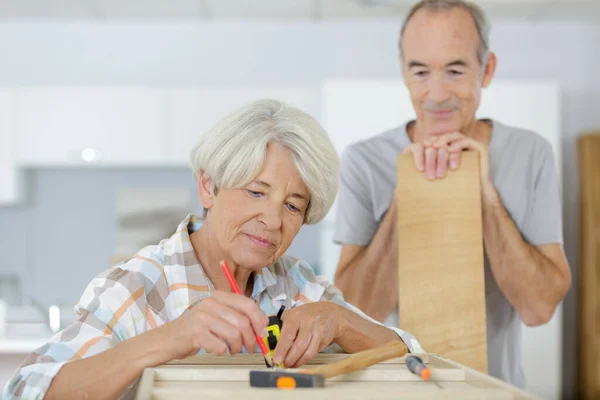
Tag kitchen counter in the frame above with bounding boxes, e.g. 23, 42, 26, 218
0, 336, 49, 354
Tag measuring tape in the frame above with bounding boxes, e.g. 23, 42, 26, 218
262, 305, 285, 367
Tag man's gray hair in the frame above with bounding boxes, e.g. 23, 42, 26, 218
189, 99, 339, 225
399, 0, 491, 65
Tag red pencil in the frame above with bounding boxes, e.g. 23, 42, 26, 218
219, 260, 273, 367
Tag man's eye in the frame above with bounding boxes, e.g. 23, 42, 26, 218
449, 70, 463, 76
246, 190, 263, 198
415, 71, 429, 77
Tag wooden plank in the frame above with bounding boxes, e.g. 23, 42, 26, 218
138, 354, 534, 399
396, 152, 488, 373
135, 368, 154, 400
577, 133, 600, 400
440, 355, 537, 399
151, 383, 515, 400
153, 361, 465, 382
168, 353, 429, 365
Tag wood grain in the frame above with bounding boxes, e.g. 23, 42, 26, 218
396, 151, 488, 373
135, 368, 154, 400
136, 354, 535, 400
577, 133, 600, 400
151, 384, 515, 400
153, 363, 465, 383
168, 353, 429, 366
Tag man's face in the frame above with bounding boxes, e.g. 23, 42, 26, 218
401, 7, 495, 136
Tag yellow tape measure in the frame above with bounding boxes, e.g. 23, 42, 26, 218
262, 305, 285, 366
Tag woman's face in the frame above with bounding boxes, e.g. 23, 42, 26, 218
200, 143, 309, 270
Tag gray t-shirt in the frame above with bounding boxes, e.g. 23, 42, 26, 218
333, 119, 563, 389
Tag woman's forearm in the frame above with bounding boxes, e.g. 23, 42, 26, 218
334, 306, 403, 353
46, 327, 171, 400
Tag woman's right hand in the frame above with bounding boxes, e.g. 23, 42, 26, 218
158, 290, 269, 361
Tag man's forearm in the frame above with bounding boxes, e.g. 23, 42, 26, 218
335, 201, 399, 322
481, 184, 568, 326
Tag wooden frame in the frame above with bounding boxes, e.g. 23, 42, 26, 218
135, 353, 536, 399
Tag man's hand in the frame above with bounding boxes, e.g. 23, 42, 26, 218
272, 302, 341, 368
402, 132, 491, 188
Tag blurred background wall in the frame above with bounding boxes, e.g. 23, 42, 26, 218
0, 1, 599, 398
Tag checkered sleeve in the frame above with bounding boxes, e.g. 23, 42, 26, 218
289, 259, 425, 354
3, 265, 157, 399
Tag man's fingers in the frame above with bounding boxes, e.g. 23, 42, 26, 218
272, 317, 299, 366
449, 138, 481, 152
402, 144, 425, 171
432, 132, 464, 147
413, 144, 425, 171
425, 147, 437, 180
436, 147, 449, 178
449, 150, 462, 170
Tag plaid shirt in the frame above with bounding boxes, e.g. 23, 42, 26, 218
4, 214, 423, 399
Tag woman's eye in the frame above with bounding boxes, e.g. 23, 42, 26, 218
286, 203, 301, 213
246, 190, 263, 198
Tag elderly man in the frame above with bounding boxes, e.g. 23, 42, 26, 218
5, 100, 422, 400
333, 0, 571, 388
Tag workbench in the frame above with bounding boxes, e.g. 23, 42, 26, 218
134, 353, 537, 399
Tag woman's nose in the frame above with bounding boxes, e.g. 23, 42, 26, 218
258, 205, 282, 230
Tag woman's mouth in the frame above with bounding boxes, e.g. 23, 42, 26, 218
246, 234, 274, 248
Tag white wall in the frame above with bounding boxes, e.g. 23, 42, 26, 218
0, 19, 597, 398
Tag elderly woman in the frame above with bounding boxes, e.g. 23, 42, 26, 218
5, 99, 422, 399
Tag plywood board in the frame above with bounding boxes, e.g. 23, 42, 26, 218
154, 363, 464, 382
396, 152, 487, 373
577, 133, 600, 400
135, 353, 535, 400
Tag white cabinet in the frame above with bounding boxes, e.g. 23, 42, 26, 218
0, 90, 20, 205
166, 86, 320, 164
16, 88, 167, 166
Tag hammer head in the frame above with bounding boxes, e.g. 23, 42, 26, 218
249, 370, 325, 388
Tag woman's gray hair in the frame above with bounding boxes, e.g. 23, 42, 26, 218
190, 99, 339, 225
399, 0, 491, 66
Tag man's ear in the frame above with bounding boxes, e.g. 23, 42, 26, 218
481, 51, 497, 89
197, 170, 216, 210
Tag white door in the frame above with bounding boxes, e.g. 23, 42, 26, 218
166, 86, 320, 165
320, 79, 562, 400
0, 89, 20, 205
16, 88, 166, 166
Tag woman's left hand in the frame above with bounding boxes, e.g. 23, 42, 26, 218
272, 302, 343, 368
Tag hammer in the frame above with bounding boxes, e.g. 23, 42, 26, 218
249, 340, 409, 388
